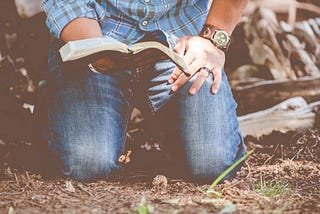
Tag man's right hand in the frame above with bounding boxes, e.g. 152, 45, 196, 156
61, 18, 116, 73
91, 58, 116, 73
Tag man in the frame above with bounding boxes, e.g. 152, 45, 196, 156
40, 0, 248, 181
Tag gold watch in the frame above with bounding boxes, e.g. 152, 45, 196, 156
199, 24, 231, 52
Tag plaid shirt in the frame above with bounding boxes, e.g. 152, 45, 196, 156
41, 0, 210, 45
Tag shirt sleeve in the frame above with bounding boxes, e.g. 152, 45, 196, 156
41, 0, 106, 39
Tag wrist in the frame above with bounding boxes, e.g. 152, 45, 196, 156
199, 24, 231, 52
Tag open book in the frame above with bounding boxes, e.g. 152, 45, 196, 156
59, 37, 189, 76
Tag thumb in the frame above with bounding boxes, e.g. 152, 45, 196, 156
173, 37, 188, 56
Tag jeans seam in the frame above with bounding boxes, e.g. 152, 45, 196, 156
42, 84, 53, 148
146, 95, 156, 116
119, 102, 133, 158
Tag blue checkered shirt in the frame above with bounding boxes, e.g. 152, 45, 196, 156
41, 0, 210, 45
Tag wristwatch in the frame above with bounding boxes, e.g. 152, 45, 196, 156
199, 24, 231, 52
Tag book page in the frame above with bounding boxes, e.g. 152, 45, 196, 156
59, 37, 129, 62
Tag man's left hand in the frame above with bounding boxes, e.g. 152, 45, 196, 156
168, 36, 225, 95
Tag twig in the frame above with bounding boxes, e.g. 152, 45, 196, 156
244, 161, 252, 179
263, 144, 280, 165
221, 180, 242, 192
290, 148, 303, 161
0, 191, 24, 195
14, 173, 20, 185
77, 183, 94, 197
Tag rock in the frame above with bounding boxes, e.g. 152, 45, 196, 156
152, 175, 168, 189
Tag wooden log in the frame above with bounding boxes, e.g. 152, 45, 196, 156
295, 1, 320, 16
244, 7, 295, 80
250, 0, 320, 25
233, 75, 320, 115
281, 20, 319, 74
241, 7, 320, 81
308, 18, 320, 37
238, 96, 319, 138
252, 0, 297, 14
286, 34, 319, 76
294, 21, 319, 52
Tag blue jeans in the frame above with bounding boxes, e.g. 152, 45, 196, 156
40, 38, 245, 181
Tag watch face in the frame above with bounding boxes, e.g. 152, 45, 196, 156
213, 30, 229, 47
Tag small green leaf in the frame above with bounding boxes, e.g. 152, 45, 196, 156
203, 189, 222, 197
135, 197, 154, 214
218, 201, 236, 214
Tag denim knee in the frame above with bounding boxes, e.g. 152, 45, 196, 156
41, 60, 131, 181
157, 70, 246, 183
59, 145, 120, 181
186, 136, 246, 182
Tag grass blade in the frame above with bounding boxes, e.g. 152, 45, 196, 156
209, 149, 255, 190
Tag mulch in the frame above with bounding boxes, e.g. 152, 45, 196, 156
0, 127, 319, 213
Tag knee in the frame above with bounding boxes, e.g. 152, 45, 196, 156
187, 146, 246, 183
59, 148, 119, 181
188, 159, 229, 182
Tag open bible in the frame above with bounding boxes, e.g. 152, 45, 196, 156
59, 37, 190, 76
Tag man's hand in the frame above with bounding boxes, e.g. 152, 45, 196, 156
91, 58, 116, 73
168, 36, 225, 95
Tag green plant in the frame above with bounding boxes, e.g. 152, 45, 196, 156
254, 181, 290, 197
218, 201, 236, 214
200, 149, 254, 196
211, 149, 254, 190
134, 197, 154, 214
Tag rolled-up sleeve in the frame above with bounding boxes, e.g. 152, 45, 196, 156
41, 0, 106, 39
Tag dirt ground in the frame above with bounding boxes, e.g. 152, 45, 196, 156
0, 127, 319, 214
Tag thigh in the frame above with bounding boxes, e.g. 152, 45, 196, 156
156, 70, 245, 181
40, 46, 134, 180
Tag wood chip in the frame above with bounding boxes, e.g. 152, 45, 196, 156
64, 181, 76, 193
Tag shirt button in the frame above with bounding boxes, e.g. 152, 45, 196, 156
142, 20, 149, 26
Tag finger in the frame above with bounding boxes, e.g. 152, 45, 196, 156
168, 52, 196, 84
169, 38, 188, 84
171, 59, 201, 92
168, 66, 181, 84
211, 67, 222, 94
189, 68, 210, 95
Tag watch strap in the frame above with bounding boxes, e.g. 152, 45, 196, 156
199, 24, 230, 52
